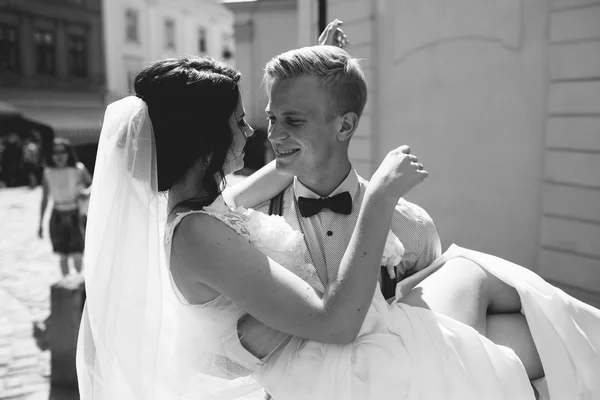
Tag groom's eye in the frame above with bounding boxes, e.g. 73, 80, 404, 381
286, 118, 303, 126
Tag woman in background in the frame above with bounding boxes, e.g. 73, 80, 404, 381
39, 138, 92, 276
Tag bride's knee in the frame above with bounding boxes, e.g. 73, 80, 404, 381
442, 257, 520, 313
441, 257, 488, 286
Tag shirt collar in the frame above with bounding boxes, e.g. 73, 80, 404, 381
293, 168, 359, 201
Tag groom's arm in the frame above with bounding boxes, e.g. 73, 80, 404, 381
223, 160, 293, 209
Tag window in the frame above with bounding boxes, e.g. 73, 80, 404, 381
0, 25, 19, 72
34, 30, 55, 75
68, 35, 86, 77
165, 19, 175, 50
125, 8, 139, 43
198, 27, 207, 53
222, 33, 232, 60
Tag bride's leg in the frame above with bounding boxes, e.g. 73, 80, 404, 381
487, 313, 544, 380
398, 257, 544, 380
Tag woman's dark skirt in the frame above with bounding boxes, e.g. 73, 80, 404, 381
49, 208, 85, 255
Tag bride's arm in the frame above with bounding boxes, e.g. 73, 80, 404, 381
223, 160, 292, 208
171, 146, 427, 344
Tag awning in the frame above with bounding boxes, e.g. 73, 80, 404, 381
0, 100, 55, 157
19, 104, 106, 145
0, 100, 22, 118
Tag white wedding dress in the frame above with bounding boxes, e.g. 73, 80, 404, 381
163, 196, 600, 400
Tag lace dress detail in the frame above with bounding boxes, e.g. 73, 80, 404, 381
164, 197, 250, 248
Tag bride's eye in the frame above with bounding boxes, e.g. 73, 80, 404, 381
238, 119, 248, 127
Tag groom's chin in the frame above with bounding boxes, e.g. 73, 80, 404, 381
274, 158, 297, 176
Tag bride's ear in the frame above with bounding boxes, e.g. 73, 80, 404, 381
336, 112, 359, 142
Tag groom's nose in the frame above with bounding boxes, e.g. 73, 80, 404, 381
267, 123, 286, 142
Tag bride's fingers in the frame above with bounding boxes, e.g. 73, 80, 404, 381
335, 29, 348, 48
411, 161, 424, 170
408, 154, 418, 162
319, 19, 344, 45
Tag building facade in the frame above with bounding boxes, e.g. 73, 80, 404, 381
306, 0, 600, 306
0, 0, 106, 145
0, 0, 234, 147
103, 0, 234, 102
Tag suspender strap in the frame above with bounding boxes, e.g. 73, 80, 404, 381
380, 266, 397, 300
268, 190, 285, 216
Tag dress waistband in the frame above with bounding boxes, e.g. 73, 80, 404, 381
53, 202, 78, 211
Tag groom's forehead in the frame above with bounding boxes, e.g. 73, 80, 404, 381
267, 77, 329, 111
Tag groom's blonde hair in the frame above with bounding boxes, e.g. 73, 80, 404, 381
263, 45, 368, 120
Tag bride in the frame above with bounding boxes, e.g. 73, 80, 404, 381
77, 42, 600, 400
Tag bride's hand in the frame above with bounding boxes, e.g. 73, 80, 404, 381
318, 19, 349, 48
370, 145, 428, 201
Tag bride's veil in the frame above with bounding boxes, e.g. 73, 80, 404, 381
76, 96, 262, 399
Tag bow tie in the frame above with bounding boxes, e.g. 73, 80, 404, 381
298, 192, 352, 218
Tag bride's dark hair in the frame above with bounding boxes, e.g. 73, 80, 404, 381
134, 56, 241, 203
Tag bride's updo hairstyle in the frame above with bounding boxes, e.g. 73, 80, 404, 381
134, 56, 241, 202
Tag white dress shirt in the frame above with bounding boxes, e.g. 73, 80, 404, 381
255, 169, 442, 286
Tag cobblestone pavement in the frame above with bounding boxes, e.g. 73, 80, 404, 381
0, 174, 254, 400
0, 187, 61, 399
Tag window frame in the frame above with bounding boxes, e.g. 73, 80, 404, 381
34, 29, 56, 76
164, 18, 176, 50
67, 33, 87, 77
125, 8, 140, 44
0, 24, 20, 73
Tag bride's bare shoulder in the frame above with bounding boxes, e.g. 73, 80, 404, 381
169, 213, 229, 303
169, 212, 255, 300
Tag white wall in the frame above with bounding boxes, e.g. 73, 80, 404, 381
326, 0, 600, 306
537, 0, 600, 307
328, 0, 549, 269
377, 0, 549, 269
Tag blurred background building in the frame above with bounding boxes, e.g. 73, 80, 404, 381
0, 0, 105, 148
103, 0, 234, 102
0, 0, 234, 174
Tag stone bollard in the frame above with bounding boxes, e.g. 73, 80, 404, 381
49, 274, 86, 389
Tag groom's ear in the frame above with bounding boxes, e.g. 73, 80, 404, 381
336, 112, 359, 142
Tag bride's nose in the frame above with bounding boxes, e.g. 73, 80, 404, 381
244, 124, 254, 138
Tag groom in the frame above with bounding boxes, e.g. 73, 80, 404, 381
255, 45, 441, 298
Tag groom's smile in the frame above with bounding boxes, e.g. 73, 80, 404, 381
273, 147, 300, 157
